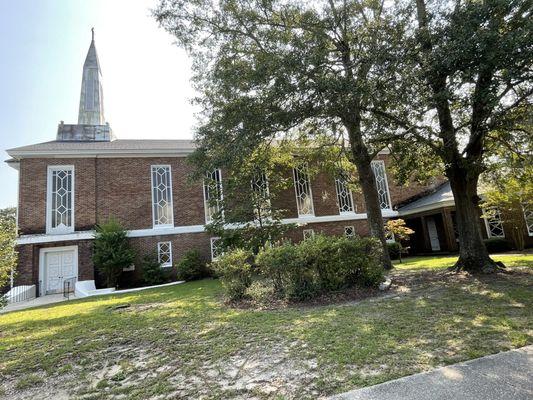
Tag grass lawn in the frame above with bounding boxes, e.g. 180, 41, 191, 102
393, 252, 533, 271
0, 254, 532, 399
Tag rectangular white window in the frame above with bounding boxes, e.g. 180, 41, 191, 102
335, 172, 355, 214
303, 229, 315, 240
483, 207, 505, 238
371, 160, 392, 210
151, 165, 174, 227
204, 169, 223, 223
344, 226, 355, 238
210, 237, 221, 260
523, 203, 533, 236
47, 165, 75, 234
293, 164, 314, 216
251, 170, 271, 219
157, 241, 172, 267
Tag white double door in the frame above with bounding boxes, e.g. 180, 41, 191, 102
45, 249, 76, 294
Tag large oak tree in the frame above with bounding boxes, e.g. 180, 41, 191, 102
154, 0, 413, 269
406, 0, 532, 272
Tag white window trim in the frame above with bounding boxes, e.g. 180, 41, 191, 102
344, 226, 355, 238
523, 203, 533, 237
150, 165, 174, 228
371, 160, 392, 210
157, 241, 173, 268
204, 169, 224, 224
303, 229, 315, 240
483, 207, 505, 238
46, 165, 75, 235
335, 175, 356, 215
210, 237, 221, 260
293, 164, 315, 217
251, 171, 271, 218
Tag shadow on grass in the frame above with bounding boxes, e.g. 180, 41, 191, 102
1, 271, 531, 398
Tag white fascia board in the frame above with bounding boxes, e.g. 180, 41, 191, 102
16, 211, 400, 245
7, 149, 194, 159
397, 200, 456, 217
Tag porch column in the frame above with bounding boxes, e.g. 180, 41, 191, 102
442, 208, 458, 252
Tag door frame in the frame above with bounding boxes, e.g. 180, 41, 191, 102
38, 245, 78, 296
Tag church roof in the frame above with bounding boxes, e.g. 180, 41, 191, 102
397, 182, 455, 216
6, 139, 197, 159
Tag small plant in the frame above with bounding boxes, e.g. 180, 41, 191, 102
176, 250, 209, 281
211, 248, 253, 300
385, 219, 414, 263
387, 242, 401, 260
141, 252, 167, 286
92, 218, 135, 288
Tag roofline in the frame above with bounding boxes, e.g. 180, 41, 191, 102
6, 148, 195, 160
6, 146, 390, 160
398, 199, 455, 216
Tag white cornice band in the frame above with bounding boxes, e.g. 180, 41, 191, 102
16, 210, 399, 245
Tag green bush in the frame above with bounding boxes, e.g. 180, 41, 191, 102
92, 219, 135, 288
255, 235, 384, 301
176, 250, 209, 281
484, 238, 512, 253
387, 242, 401, 260
245, 280, 275, 304
211, 249, 254, 300
141, 252, 167, 286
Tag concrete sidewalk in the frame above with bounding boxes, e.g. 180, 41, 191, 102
331, 345, 532, 400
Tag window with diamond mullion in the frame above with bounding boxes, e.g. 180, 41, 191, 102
49, 167, 73, 232
293, 164, 314, 216
371, 160, 391, 210
251, 170, 270, 219
157, 241, 172, 267
151, 166, 174, 227
204, 169, 223, 223
523, 203, 533, 236
484, 207, 505, 238
335, 171, 354, 213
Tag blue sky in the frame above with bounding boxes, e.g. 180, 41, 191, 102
0, 0, 197, 208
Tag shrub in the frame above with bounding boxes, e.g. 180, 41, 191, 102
341, 237, 385, 287
141, 252, 167, 286
211, 248, 254, 300
245, 280, 275, 304
484, 237, 512, 253
176, 250, 209, 281
92, 219, 135, 288
255, 235, 384, 301
387, 242, 401, 260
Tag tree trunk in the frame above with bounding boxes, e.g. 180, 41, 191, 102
447, 168, 502, 273
345, 119, 393, 270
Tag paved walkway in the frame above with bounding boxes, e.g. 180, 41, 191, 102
331, 345, 532, 400
0, 293, 76, 314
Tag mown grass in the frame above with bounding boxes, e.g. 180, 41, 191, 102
394, 253, 533, 270
0, 255, 532, 399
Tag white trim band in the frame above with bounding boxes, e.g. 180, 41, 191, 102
16, 210, 399, 245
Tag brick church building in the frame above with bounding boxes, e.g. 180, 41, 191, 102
6, 35, 532, 296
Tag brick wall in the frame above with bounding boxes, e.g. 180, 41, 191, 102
15, 240, 94, 287
16, 153, 438, 289
18, 158, 97, 234
18, 154, 434, 235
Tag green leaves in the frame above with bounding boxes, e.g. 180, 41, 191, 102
0, 207, 17, 290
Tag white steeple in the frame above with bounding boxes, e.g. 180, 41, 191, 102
56, 29, 114, 141
78, 28, 105, 125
